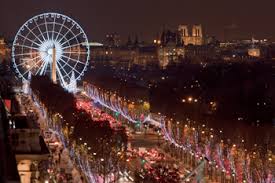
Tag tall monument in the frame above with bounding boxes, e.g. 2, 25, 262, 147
51, 45, 57, 84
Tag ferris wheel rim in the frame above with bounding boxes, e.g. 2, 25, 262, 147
12, 12, 90, 84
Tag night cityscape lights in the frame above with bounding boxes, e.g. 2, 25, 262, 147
0, 2, 275, 183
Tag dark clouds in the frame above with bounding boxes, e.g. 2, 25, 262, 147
1, 0, 275, 42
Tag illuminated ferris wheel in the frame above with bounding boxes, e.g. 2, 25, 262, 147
12, 12, 90, 88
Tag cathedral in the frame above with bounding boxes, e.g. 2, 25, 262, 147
178, 24, 204, 45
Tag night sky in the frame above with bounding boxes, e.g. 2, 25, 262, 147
1, 0, 275, 42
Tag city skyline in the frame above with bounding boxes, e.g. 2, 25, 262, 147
1, 0, 275, 42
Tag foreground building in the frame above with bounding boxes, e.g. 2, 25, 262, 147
10, 114, 50, 183
0, 99, 20, 183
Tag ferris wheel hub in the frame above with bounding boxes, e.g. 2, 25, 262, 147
47, 48, 53, 55
39, 40, 62, 63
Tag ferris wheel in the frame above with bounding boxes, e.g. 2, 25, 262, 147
12, 12, 90, 88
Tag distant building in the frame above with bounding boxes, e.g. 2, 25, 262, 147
158, 46, 184, 68
184, 44, 219, 63
178, 24, 204, 45
134, 46, 158, 66
90, 46, 136, 62
248, 47, 261, 57
219, 38, 270, 61
90, 45, 158, 67
158, 30, 185, 68
104, 33, 121, 47
160, 30, 183, 46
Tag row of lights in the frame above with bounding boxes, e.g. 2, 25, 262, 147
182, 97, 198, 103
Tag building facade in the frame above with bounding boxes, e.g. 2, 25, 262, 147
178, 24, 204, 45
10, 115, 49, 183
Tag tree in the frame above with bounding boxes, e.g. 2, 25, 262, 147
30, 75, 128, 181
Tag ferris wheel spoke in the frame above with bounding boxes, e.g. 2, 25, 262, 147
13, 52, 39, 57
63, 51, 87, 54
57, 60, 70, 78
62, 55, 86, 65
62, 43, 83, 50
51, 15, 57, 40
17, 34, 41, 47
54, 18, 66, 42
40, 59, 49, 75
41, 62, 48, 75
57, 56, 69, 74
34, 20, 46, 42
16, 55, 41, 67
60, 31, 82, 46
16, 62, 27, 67
35, 61, 45, 75
35, 60, 47, 75
15, 44, 40, 51
57, 23, 75, 43
23, 55, 41, 61
35, 55, 49, 75
58, 57, 81, 75
24, 24, 43, 44
44, 16, 50, 40
21, 58, 43, 77
56, 61, 67, 87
